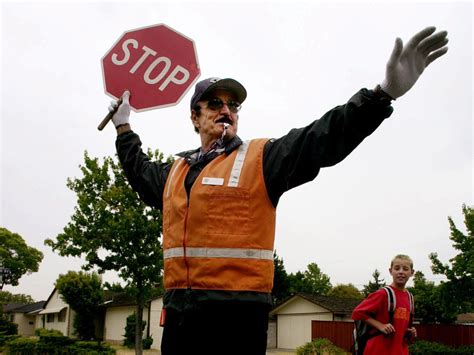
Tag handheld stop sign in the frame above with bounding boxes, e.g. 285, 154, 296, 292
98, 24, 201, 130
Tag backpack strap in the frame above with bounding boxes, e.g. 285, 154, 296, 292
382, 286, 396, 324
407, 290, 415, 327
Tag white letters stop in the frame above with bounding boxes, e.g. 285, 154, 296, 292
111, 38, 190, 91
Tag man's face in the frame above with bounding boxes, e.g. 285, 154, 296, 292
191, 90, 240, 143
389, 258, 414, 288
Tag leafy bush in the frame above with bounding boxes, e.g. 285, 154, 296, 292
142, 336, 153, 349
5, 336, 116, 354
296, 338, 348, 355
68, 341, 116, 354
34, 328, 63, 337
39, 333, 73, 347
0, 316, 18, 335
5, 337, 38, 354
409, 340, 474, 355
0, 335, 20, 347
122, 313, 146, 348
455, 345, 474, 355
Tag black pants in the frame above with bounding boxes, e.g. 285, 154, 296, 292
161, 301, 271, 355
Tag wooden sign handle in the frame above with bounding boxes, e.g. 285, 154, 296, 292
97, 98, 123, 131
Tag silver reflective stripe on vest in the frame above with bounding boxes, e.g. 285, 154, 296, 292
227, 141, 249, 187
163, 247, 273, 260
166, 158, 185, 198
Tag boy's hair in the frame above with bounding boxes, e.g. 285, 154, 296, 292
390, 254, 414, 270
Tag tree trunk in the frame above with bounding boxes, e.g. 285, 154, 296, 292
135, 291, 144, 355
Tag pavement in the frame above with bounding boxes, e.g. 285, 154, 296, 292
114, 348, 296, 354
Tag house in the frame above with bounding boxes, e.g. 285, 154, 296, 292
37, 288, 75, 337
3, 301, 45, 336
456, 313, 474, 325
102, 292, 163, 350
269, 293, 360, 350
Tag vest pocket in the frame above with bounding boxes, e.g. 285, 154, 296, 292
206, 186, 250, 236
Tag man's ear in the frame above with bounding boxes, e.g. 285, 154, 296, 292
191, 110, 199, 128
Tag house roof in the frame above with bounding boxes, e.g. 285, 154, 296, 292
271, 293, 362, 315
101, 292, 137, 307
456, 313, 474, 324
3, 301, 46, 314
3, 303, 25, 313
38, 306, 67, 314
101, 291, 163, 308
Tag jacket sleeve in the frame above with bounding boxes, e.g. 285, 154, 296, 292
352, 289, 387, 321
115, 131, 172, 210
263, 88, 394, 207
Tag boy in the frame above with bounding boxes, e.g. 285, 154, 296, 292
352, 255, 417, 355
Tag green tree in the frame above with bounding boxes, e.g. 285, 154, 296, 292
0, 227, 43, 290
288, 271, 306, 294
103, 281, 125, 293
303, 263, 332, 295
328, 283, 362, 299
288, 262, 332, 295
45, 151, 166, 355
362, 269, 386, 297
55, 271, 104, 340
429, 204, 474, 316
272, 251, 290, 305
408, 271, 453, 323
0, 291, 34, 305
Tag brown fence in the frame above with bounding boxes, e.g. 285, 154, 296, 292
312, 321, 474, 352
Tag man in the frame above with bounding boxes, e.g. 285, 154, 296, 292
110, 27, 448, 354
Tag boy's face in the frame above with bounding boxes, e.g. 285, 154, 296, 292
389, 258, 414, 289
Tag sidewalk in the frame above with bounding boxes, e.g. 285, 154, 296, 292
113, 348, 295, 355
266, 349, 296, 354
113, 345, 296, 354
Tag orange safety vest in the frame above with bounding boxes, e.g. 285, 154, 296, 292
162, 138, 276, 292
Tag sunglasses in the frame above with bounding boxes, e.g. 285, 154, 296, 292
205, 98, 242, 113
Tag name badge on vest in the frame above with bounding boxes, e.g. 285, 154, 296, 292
202, 177, 224, 186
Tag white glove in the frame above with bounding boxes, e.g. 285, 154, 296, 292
109, 91, 131, 127
380, 27, 448, 99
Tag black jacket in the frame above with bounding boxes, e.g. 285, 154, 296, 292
116, 88, 393, 310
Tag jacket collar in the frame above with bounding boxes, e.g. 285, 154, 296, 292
177, 136, 243, 164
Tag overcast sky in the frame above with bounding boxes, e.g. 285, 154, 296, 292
1, 0, 472, 302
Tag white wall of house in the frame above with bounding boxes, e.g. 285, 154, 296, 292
12, 313, 36, 336
149, 298, 163, 350
40, 289, 74, 337
35, 314, 44, 330
274, 297, 333, 350
104, 305, 150, 343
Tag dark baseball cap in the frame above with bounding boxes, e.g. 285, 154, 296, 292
190, 77, 247, 109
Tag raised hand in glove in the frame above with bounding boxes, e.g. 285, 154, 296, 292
109, 91, 131, 128
380, 27, 448, 99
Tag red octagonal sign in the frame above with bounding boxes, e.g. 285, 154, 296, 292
101, 24, 200, 111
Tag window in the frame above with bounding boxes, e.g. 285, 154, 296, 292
58, 308, 67, 322
47, 313, 55, 323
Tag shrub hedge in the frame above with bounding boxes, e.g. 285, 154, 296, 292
409, 340, 474, 355
5, 332, 115, 355
296, 338, 347, 355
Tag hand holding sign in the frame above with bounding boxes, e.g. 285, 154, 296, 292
98, 24, 200, 130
